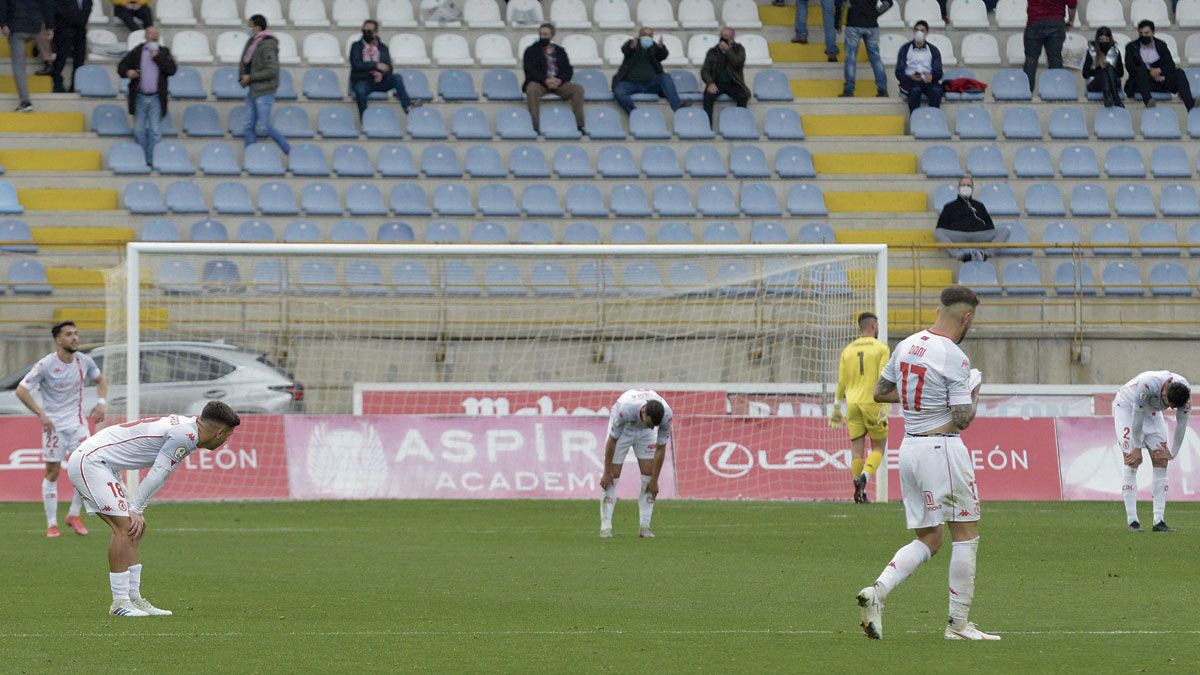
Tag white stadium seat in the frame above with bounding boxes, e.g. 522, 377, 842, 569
1007, 33, 1044, 65
203, 0, 242, 26
722, 0, 762, 28
879, 33, 906, 66
289, 0, 331, 27
420, 0, 463, 26
378, 0, 419, 28
1179, 0, 1200, 28
1159, 33, 1180, 62
303, 32, 344, 64
603, 34, 628, 65
389, 33, 431, 65
905, 0, 945, 28
594, 0, 635, 29
88, 0, 108, 24
1186, 34, 1200, 64
86, 29, 120, 59
678, 0, 718, 29
878, 1, 904, 27
741, 34, 773, 66
463, 0, 506, 28
949, 0, 989, 28
432, 34, 474, 65
927, 34, 957, 66
1129, 0, 1169, 27
475, 33, 517, 66
216, 30, 250, 63
127, 29, 146, 51
274, 32, 301, 64
961, 33, 1002, 65
549, 0, 592, 28
660, 34, 689, 66
995, 0, 1026, 27
245, 0, 286, 26
156, 0, 198, 26
687, 34, 718, 66
507, 0, 546, 26
637, 0, 678, 28
173, 30, 214, 64
1086, 0, 1125, 27
333, 0, 372, 27
562, 34, 604, 66
516, 33, 540, 57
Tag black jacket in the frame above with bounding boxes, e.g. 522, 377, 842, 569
1124, 37, 1178, 78
54, 0, 91, 27
522, 41, 574, 92
0, 0, 54, 35
937, 197, 995, 233
349, 39, 392, 84
1082, 43, 1124, 82
845, 0, 881, 29
612, 39, 668, 87
117, 43, 177, 117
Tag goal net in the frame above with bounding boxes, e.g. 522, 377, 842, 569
104, 243, 887, 503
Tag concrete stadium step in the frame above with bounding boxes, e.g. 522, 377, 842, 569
801, 114, 905, 135
825, 191, 928, 212
32, 226, 135, 249
770, 43, 867, 63
0, 113, 87, 134
44, 267, 108, 289
0, 74, 52, 94
0, 149, 100, 171
812, 153, 916, 174
17, 189, 119, 211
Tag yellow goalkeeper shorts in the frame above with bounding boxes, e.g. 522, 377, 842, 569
847, 403, 889, 441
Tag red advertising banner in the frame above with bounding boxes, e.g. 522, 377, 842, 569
0, 417, 79, 501
1057, 416, 1200, 501
357, 388, 727, 417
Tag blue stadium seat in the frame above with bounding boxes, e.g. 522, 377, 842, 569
610, 222, 648, 243
237, 219, 275, 241
1013, 145, 1053, 178
775, 145, 815, 178
541, 107, 583, 139
1141, 107, 1181, 139
302, 68, 343, 100
696, 184, 738, 217
750, 221, 788, 244
669, 262, 708, 294
421, 145, 463, 177
977, 184, 1019, 216
1161, 183, 1200, 217
942, 68, 983, 101
168, 67, 206, 99
76, 65, 116, 97
377, 221, 415, 242
364, 107, 406, 139
1114, 183, 1155, 217
563, 222, 601, 243
108, 142, 151, 174
530, 262, 571, 295
345, 260, 388, 296
124, 181, 165, 214
765, 260, 803, 295
553, 146, 594, 178
1149, 146, 1191, 178
433, 184, 474, 216
812, 266, 851, 297
165, 180, 207, 213
575, 69, 613, 101
1148, 262, 1191, 296
583, 107, 626, 139
1138, 221, 1180, 255
622, 262, 664, 295
933, 183, 957, 211
1037, 69, 1077, 101
274, 105, 314, 138
718, 107, 758, 139
657, 221, 695, 243
275, 69, 297, 100
4, 258, 51, 294
1045, 107, 1086, 141
740, 183, 782, 216
670, 70, 703, 102
483, 262, 526, 296
610, 184, 652, 217
470, 221, 509, 243
730, 146, 770, 178
654, 184, 695, 216
920, 145, 962, 177
465, 145, 506, 177
957, 260, 1001, 295
244, 142, 286, 175
496, 107, 538, 139
1058, 145, 1100, 178
182, 104, 223, 137
451, 107, 493, 139
516, 221, 555, 243
212, 182, 254, 214
288, 143, 330, 176
155, 259, 201, 294
317, 106, 359, 138
991, 69, 1032, 101
565, 185, 607, 216
798, 222, 835, 244
1002, 107, 1042, 139
597, 145, 638, 178
444, 261, 481, 295
377, 145, 419, 177
763, 108, 804, 140
1186, 223, 1200, 255
1101, 261, 1143, 296
481, 69, 523, 101
251, 260, 283, 292
297, 261, 340, 295
1069, 184, 1110, 216
641, 145, 683, 177
478, 184, 520, 216
630, 108, 671, 140
228, 104, 254, 134
345, 183, 388, 216
955, 106, 996, 139
281, 220, 320, 242
1091, 221, 1131, 255
674, 107, 715, 140
424, 221, 461, 243
1001, 259, 1044, 295
1188, 107, 1200, 138
1054, 261, 1096, 295
92, 104, 132, 136
703, 222, 741, 243
438, 69, 479, 101
578, 262, 618, 295
753, 69, 794, 101
399, 69, 434, 100
331, 144, 373, 177
139, 218, 179, 242
965, 144, 1007, 177
999, 221, 1033, 255
715, 260, 755, 295
1104, 145, 1145, 177
910, 107, 952, 140
189, 218, 229, 241
509, 145, 551, 177
786, 184, 827, 216
1042, 220, 1082, 254
1024, 183, 1065, 216
211, 67, 246, 99
685, 145, 726, 177
1094, 107, 1134, 140
258, 182, 300, 215
330, 220, 369, 242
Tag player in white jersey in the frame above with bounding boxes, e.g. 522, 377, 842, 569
15, 321, 107, 538
1112, 370, 1191, 533
855, 286, 1000, 642
599, 389, 672, 539
66, 401, 240, 617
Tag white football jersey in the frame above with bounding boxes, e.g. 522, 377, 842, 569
607, 389, 673, 445
880, 330, 973, 435
19, 352, 101, 428
78, 415, 200, 471
1115, 371, 1192, 414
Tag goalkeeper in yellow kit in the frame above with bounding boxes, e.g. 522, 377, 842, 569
830, 312, 891, 503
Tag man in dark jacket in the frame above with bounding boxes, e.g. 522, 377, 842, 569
239, 14, 290, 154
1124, 20, 1193, 109
348, 19, 416, 120
611, 27, 687, 115
1, 0, 55, 110
51, 0, 90, 93
841, 0, 888, 97
700, 26, 750, 127
117, 25, 176, 164
523, 22, 584, 134
935, 176, 1009, 262
895, 21, 943, 113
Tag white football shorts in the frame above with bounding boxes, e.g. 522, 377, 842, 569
1112, 403, 1169, 456
899, 435, 981, 530
66, 451, 130, 517
611, 428, 658, 464
42, 424, 89, 463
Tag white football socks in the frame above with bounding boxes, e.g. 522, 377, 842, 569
1151, 467, 1169, 524
600, 478, 618, 529
42, 478, 58, 527
875, 539, 932, 601
638, 475, 655, 528
128, 564, 143, 601
1122, 466, 1139, 524
68, 490, 83, 518
948, 537, 979, 624
110, 571, 131, 603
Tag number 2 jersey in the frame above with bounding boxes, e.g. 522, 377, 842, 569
79, 415, 200, 471
880, 330, 973, 435
1114, 370, 1192, 457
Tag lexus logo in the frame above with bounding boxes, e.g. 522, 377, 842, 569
704, 442, 754, 478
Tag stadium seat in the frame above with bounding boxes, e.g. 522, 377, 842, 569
340, 260, 387, 296
1114, 184, 1156, 217
748, 221, 787, 244
621, 262, 664, 295
1149, 146, 1191, 178
911, 108, 952, 139
741, 183, 782, 216
165, 180, 207, 213
653, 184, 694, 216
1044, 106, 1087, 140
420, 145, 463, 178
763, 108, 805, 140
703, 222, 741, 243
722, 0, 762, 27
92, 104, 132, 136
1002, 107, 1042, 139
563, 221, 601, 243
1095, 107, 1135, 139
728, 146, 770, 179
294, 261, 339, 295
753, 70, 793, 102
140, 218, 180, 242
482, 69, 523, 101
465, 146, 506, 177
1139, 221, 1181, 255
254, 182, 297, 216
1024, 184, 1066, 216
376, 0, 417, 27
977, 184, 1020, 216
378, 145, 419, 178
508, 145, 550, 178
211, 67, 246, 99
213, 182, 254, 215
958, 261, 1001, 295
1147, 262, 1191, 296
522, 185, 564, 216
474, 34, 518, 66
798, 222, 835, 244
561, 34, 602, 66
576, 69, 614, 101
157, 0, 197, 25
1013, 145, 1054, 178
611, 184, 652, 217
202, 0, 240, 26
248, 258, 283, 292
297, 183, 340, 216
1180, 0, 1200, 26
179, 104, 220, 137
423, 221, 462, 244
496, 107, 539, 139
629, 108, 671, 140
719, 107, 759, 139
124, 181, 164, 214
667, 261, 708, 294
541, 107, 584, 139
166, 67, 206, 100
463, 0, 505, 27
398, 69, 434, 101
390, 184, 431, 215
108, 142, 151, 174
992, 69, 1032, 100
594, 0, 634, 28
565, 184, 607, 216
317, 106, 358, 138
507, 0, 545, 26
155, 260, 200, 294
597, 146, 639, 177
438, 69, 480, 101
933, 183, 958, 211
787, 184, 827, 216
481, 262, 525, 296
200, 259, 242, 290
1042, 220, 1082, 254
955, 106, 996, 139
1070, 184, 1111, 216
1161, 183, 1200, 216
302, 69, 342, 100
285, 143, 328, 177
516, 221, 555, 243
553, 146, 594, 178
4, 258, 53, 294
920, 146, 962, 178
999, 259, 1044, 295
656, 221, 695, 243
526, 261, 570, 295
1104, 145, 1146, 178
363, 108, 405, 139
577, 261, 619, 295
674, 107, 716, 139
1100, 261, 1143, 296
236, 219, 275, 241
1141, 108, 1182, 139
956, 33, 1001, 68
432, 34, 473, 65
478, 184, 520, 217
549, 0, 590, 28
1000, 222, 1036, 257
635, 145, 680, 178
330, 144, 372, 177
377, 221, 415, 242
775, 146, 816, 178
609, 222, 647, 244
583, 107, 626, 140
1092, 221, 1132, 255
273, 105, 313, 138
1037, 69, 1078, 101
76, 65, 116, 97
244, 142, 286, 176
189, 218, 229, 241
665, 71, 701, 103
1059, 145, 1101, 178
966, 145, 1007, 177
432, 184, 475, 216
330, 220, 369, 242
690, 184, 734, 217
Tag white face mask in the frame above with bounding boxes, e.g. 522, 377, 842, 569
958, 185, 973, 198
914, 31, 926, 44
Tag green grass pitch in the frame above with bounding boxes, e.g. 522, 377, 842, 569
2, 500, 1197, 673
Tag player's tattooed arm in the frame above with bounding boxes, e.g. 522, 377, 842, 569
874, 377, 900, 403
951, 404, 977, 430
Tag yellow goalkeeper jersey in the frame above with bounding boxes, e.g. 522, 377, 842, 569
836, 337, 890, 405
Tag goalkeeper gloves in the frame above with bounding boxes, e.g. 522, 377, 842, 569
829, 406, 846, 429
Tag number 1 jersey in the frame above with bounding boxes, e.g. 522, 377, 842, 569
880, 330, 973, 435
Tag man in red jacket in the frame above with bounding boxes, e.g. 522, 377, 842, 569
1022, 0, 1076, 90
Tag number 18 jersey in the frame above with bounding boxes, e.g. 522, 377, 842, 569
880, 330, 973, 435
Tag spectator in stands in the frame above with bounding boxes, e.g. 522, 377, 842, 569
1082, 26, 1123, 108
114, 0, 152, 31
522, 22, 585, 134
1022, 0, 1076, 90
840, 0, 888, 98
935, 176, 1009, 262
1124, 20, 1194, 110
239, 14, 290, 155
611, 27, 688, 115
701, 26, 750, 128
349, 19, 417, 121
51, 0, 90, 93
791, 0, 840, 63
895, 20, 943, 113
0, 0, 55, 111
118, 25, 175, 164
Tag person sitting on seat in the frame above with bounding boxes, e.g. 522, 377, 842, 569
1082, 26, 1123, 108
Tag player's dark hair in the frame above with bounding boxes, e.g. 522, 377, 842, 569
643, 400, 665, 427
249, 14, 268, 30
201, 400, 241, 428
1166, 381, 1191, 408
857, 312, 877, 329
940, 285, 979, 309
51, 321, 75, 339
1138, 19, 1155, 32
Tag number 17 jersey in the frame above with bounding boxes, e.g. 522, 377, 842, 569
880, 330, 973, 435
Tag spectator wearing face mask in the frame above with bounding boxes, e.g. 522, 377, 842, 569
700, 26, 750, 128
1082, 26, 1123, 108
1123, 20, 1193, 110
895, 20, 943, 113
349, 19, 417, 120
935, 176, 1009, 262
522, 22, 585, 134
611, 27, 688, 115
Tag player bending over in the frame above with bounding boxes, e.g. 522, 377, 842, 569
599, 390, 672, 539
15, 321, 107, 537
1113, 370, 1191, 533
67, 401, 240, 617
856, 286, 1000, 641
830, 312, 890, 503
